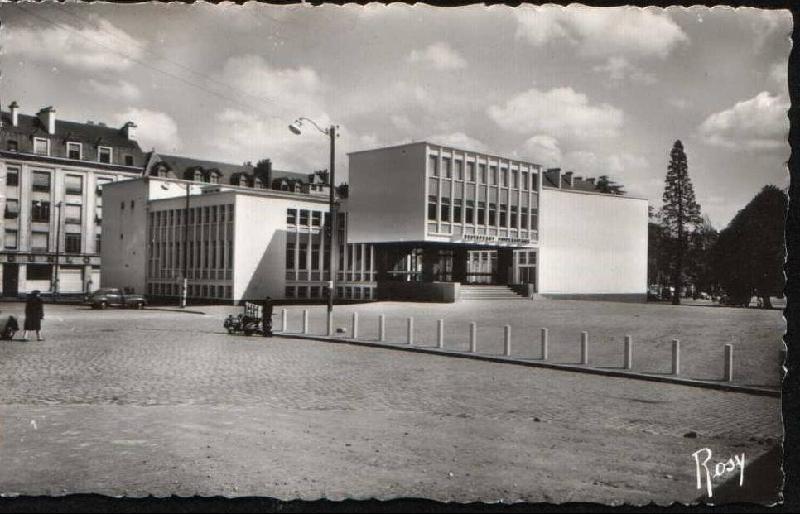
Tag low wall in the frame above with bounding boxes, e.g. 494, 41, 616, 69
376, 281, 460, 303
541, 293, 647, 303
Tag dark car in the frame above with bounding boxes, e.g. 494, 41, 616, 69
86, 288, 146, 310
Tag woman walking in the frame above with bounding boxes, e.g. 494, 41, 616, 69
21, 290, 44, 341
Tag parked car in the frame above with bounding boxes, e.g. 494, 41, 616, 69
86, 288, 146, 310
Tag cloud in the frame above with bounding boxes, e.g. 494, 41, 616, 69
84, 79, 141, 102
429, 132, 488, 152
521, 135, 562, 167
514, 6, 688, 59
488, 86, 624, 141
114, 108, 181, 153
407, 42, 468, 70
4, 17, 145, 72
769, 61, 788, 91
698, 91, 789, 150
592, 57, 657, 85
563, 150, 652, 196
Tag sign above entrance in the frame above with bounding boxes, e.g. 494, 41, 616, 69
463, 234, 531, 245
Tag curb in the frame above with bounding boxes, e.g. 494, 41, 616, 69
145, 308, 207, 315
275, 332, 780, 398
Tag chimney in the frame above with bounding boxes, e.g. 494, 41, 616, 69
545, 168, 562, 188
9, 101, 19, 127
564, 171, 574, 187
37, 106, 56, 134
121, 121, 137, 140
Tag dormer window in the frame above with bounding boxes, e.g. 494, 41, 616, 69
67, 142, 82, 160
98, 146, 112, 164
123, 154, 134, 166
209, 173, 219, 185
33, 137, 49, 156
6, 140, 18, 152
193, 169, 204, 182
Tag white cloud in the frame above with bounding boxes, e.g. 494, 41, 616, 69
4, 17, 145, 72
488, 86, 624, 141
769, 61, 788, 94
407, 42, 468, 70
114, 108, 181, 153
668, 97, 690, 110
429, 132, 488, 152
84, 79, 141, 102
514, 6, 688, 59
592, 57, 657, 85
698, 91, 789, 150
562, 150, 652, 196
521, 135, 562, 167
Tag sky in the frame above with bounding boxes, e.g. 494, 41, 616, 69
0, 2, 791, 228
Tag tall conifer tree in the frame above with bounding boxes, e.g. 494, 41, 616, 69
662, 140, 702, 305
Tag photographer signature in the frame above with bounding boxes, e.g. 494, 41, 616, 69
692, 448, 745, 498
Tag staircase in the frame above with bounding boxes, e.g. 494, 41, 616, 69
459, 285, 526, 301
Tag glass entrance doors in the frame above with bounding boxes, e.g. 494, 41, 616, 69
466, 250, 497, 284
514, 249, 537, 290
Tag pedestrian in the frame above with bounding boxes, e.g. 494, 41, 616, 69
262, 296, 273, 337
21, 290, 44, 342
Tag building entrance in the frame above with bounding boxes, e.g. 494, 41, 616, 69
2, 263, 18, 297
465, 250, 497, 284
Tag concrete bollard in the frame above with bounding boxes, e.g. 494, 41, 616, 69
302, 309, 309, 334
469, 322, 477, 353
624, 335, 633, 370
326, 310, 333, 336
436, 319, 444, 349
724, 344, 733, 382
580, 331, 589, 364
541, 328, 548, 360
406, 317, 414, 345
352, 312, 359, 339
503, 325, 511, 356
672, 339, 680, 375
282, 309, 288, 333
378, 315, 386, 342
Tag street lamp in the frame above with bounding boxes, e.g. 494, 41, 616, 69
289, 117, 338, 335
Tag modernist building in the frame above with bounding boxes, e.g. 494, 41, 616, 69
101, 141, 648, 303
0, 102, 147, 297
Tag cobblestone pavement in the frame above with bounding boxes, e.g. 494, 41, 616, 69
0, 303, 782, 504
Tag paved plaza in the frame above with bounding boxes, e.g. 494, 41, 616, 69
0, 300, 783, 504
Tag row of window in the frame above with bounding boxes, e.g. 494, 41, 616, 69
427, 197, 539, 230
150, 204, 235, 227
286, 208, 328, 227
148, 282, 233, 299
4, 200, 84, 225
6, 167, 115, 196
6, 138, 134, 166
428, 155, 539, 191
3, 229, 87, 253
285, 285, 374, 300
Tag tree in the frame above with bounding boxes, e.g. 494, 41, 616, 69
713, 185, 787, 308
647, 207, 671, 292
686, 216, 719, 298
595, 175, 625, 195
661, 140, 702, 304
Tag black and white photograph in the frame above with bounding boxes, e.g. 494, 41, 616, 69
0, 1, 791, 509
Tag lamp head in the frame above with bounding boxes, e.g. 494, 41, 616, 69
288, 119, 303, 135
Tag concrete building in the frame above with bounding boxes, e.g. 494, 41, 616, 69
101, 141, 647, 303
0, 103, 146, 297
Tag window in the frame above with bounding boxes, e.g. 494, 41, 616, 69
311, 242, 320, 269
96, 234, 102, 253
6, 140, 18, 152
4, 199, 19, 219
299, 209, 309, 225
32, 171, 51, 193
33, 138, 49, 156
65, 233, 81, 254
477, 201, 486, 225
310, 286, 320, 299
442, 157, 452, 179
479, 164, 487, 183
312, 211, 321, 227
297, 286, 308, 299
67, 142, 82, 160
521, 172, 529, 191
4, 229, 18, 250
454, 199, 463, 223
427, 195, 438, 221
465, 200, 475, 224
490, 166, 498, 185
298, 236, 308, 270
285, 286, 296, 298
65, 204, 81, 225
488, 203, 496, 226
31, 232, 49, 251
429, 155, 439, 177
98, 146, 112, 164
65, 175, 83, 195
512, 170, 519, 189
454, 160, 463, 180
6, 167, 19, 186
440, 198, 450, 222
31, 201, 50, 222
520, 207, 529, 229
124, 154, 134, 166
27, 264, 52, 281
499, 204, 508, 227
287, 209, 297, 225
466, 162, 476, 182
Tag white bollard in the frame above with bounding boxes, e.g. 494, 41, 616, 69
580, 331, 589, 364
302, 309, 309, 334
541, 328, 548, 360
326, 310, 333, 336
352, 312, 359, 339
624, 335, 633, 370
503, 325, 511, 356
282, 309, 288, 333
672, 339, 680, 375
378, 315, 385, 342
406, 317, 414, 345
724, 344, 733, 382
437, 319, 444, 349
469, 322, 477, 353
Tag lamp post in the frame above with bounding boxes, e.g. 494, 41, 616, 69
289, 118, 338, 332
53, 201, 62, 299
